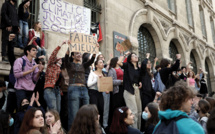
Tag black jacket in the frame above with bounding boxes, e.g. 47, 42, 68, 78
200, 78, 208, 94
159, 60, 180, 88
122, 62, 141, 95
1, 1, 19, 29
140, 58, 154, 97
18, 0, 30, 22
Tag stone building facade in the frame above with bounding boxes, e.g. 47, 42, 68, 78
0, 0, 215, 93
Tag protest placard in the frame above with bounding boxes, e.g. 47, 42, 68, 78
97, 77, 113, 92
69, 32, 99, 54
39, 0, 91, 34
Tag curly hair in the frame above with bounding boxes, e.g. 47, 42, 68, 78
68, 104, 101, 134
159, 81, 196, 111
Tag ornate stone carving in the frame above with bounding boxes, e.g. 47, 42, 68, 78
183, 34, 190, 46
160, 20, 171, 34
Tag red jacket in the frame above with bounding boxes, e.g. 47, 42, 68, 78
44, 46, 61, 89
29, 29, 45, 47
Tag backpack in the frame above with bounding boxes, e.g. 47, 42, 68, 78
154, 71, 166, 92
153, 115, 188, 134
9, 58, 26, 85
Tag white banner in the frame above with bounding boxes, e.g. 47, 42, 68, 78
39, 0, 91, 34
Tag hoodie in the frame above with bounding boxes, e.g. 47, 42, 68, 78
153, 109, 205, 134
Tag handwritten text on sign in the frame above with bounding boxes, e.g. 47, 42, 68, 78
39, 0, 91, 34
69, 33, 99, 54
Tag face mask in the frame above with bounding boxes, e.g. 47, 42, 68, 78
178, 73, 181, 76
9, 118, 14, 126
142, 112, 148, 120
22, 104, 29, 110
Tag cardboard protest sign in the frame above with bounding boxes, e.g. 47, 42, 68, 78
113, 31, 129, 57
39, 0, 91, 34
97, 77, 113, 92
69, 32, 99, 54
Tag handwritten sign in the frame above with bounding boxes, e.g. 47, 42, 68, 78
69, 32, 99, 54
39, 0, 91, 34
97, 77, 113, 92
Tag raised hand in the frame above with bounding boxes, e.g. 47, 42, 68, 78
50, 120, 61, 134
146, 53, 150, 59
176, 54, 181, 60
31, 64, 39, 72
35, 92, 39, 102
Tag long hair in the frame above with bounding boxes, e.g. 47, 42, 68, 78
45, 110, 64, 134
0, 110, 10, 134
199, 99, 210, 115
68, 104, 101, 134
34, 22, 42, 39
109, 57, 118, 70
109, 107, 129, 134
18, 108, 44, 134
205, 97, 215, 112
187, 71, 195, 78
145, 103, 159, 128
23, 1, 30, 19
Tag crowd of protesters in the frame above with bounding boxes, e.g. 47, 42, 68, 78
1, 0, 215, 134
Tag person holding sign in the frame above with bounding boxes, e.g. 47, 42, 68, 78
65, 41, 96, 129
117, 52, 142, 129
87, 59, 105, 126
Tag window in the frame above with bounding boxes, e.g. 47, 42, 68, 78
138, 26, 156, 63
199, 6, 207, 37
185, 0, 193, 27
167, 0, 176, 13
205, 61, 212, 93
190, 52, 197, 74
169, 41, 178, 62
84, 0, 101, 23
210, 19, 215, 44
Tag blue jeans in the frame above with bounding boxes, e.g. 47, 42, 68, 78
68, 86, 89, 128
18, 20, 29, 47
37, 47, 46, 57
44, 87, 61, 113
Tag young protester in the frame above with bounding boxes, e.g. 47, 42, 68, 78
44, 41, 66, 113
60, 58, 69, 131
142, 102, 159, 134
68, 104, 103, 134
34, 56, 47, 110
14, 92, 45, 134
153, 81, 205, 134
65, 42, 96, 128
45, 109, 66, 134
13, 45, 43, 108
189, 94, 203, 122
108, 57, 125, 110
0, 110, 14, 134
180, 66, 187, 81
140, 53, 156, 131
117, 52, 142, 129
200, 74, 208, 98
159, 54, 181, 89
1, 0, 19, 61
29, 22, 46, 57
18, 107, 61, 134
207, 108, 215, 134
109, 106, 142, 134
18, 0, 31, 48
197, 99, 210, 134
87, 59, 105, 126
187, 71, 196, 88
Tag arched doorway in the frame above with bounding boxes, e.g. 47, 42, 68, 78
205, 60, 212, 93
137, 26, 156, 63
169, 41, 178, 62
